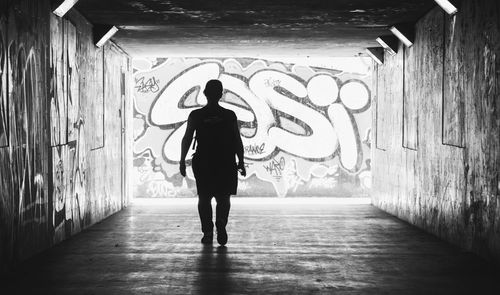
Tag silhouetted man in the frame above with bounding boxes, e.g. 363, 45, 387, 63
179, 79, 246, 246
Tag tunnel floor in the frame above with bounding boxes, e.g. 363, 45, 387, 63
2, 198, 500, 294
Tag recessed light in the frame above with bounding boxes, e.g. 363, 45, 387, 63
376, 36, 398, 56
95, 26, 119, 48
390, 25, 414, 48
53, 0, 79, 17
434, 0, 458, 15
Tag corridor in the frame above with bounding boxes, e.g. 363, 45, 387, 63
1, 0, 500, 293
3, 198, 500, 294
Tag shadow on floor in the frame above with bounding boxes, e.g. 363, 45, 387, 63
1, 199, 500, 294
194, 245, 235, 295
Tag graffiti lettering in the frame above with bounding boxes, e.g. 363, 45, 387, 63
264, 77, 281, 88
263, 157, 286, 179
244, 143, 266, 155
146, 181, 181, 198
249, 70, 337, 159
133, 58, 372, 197
135, 76, 160, 93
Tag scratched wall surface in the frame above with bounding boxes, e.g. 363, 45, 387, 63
0, 0, 132, 270
133, 57, 372, 197
373, 0, 500, 262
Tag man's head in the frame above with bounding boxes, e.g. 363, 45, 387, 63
203, 79, 223, 102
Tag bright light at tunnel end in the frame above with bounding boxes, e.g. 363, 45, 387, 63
53, 0, 79, 17
434, 0, 458, 15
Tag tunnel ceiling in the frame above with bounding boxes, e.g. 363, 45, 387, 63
75, 0, 436, 57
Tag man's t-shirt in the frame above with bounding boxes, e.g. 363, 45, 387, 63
189, 106, 238, 163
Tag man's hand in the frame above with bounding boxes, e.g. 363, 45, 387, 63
237, 161, 246, 177
179, 160, 186, 177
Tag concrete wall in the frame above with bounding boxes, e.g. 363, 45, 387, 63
0, 0, 133, 270
132, 57, 372, 197
372, 0, 500, 262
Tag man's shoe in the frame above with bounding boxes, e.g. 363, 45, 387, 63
217, 228, 228, 246
201, 233, 213, 244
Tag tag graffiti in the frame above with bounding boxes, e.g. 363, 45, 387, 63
135, 76, 160, 93
263, 157, 286, 179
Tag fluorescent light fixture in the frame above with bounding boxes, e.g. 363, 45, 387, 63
390, 24, 414, 47
376, 36, 398, 56
53, 0, 79, 17
95, 26, 119, 48
365, 48, 384, 65
434, 0, 458, 15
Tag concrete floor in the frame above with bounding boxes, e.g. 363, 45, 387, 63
2, 198, 500, 294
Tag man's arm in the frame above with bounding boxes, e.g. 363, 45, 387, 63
179, 113, 195, 177
233, 114, 246, 176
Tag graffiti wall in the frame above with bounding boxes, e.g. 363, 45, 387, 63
373, 2, 500, 262
0, 0, 133, 270
133, 57, 372, 197
0, 0, 52, 269
0, 14, 7, 148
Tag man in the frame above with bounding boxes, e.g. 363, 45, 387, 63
179, 79, 246, 246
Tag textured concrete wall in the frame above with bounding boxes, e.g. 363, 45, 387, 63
373, 0, 500, 262
0, 0, 133, 271
132, 57, 372, 197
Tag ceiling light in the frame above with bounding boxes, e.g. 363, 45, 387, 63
53, 0, 79, 17
95, 26, 119, 48
434, 0, 458, 15
390, 24, 414, 47
376, 36, 398, 56
366, 48, 384, 65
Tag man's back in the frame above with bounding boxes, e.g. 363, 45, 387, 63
191, 106, 237, 161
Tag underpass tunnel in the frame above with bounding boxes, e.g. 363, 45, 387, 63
0, 0, 499, 293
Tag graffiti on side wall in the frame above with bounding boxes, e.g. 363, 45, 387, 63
52, 129, 87, 239
133, 58, 372, 197
0, 16, 8, 147
0, 3, 57, 264
2, 29, 50, 230
49, 15, 67, 147
0, 2, 130, 265
50, 16, 87, 240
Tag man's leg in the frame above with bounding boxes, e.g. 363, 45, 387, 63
198, 194, 213, 243
215, 194, 231, 245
